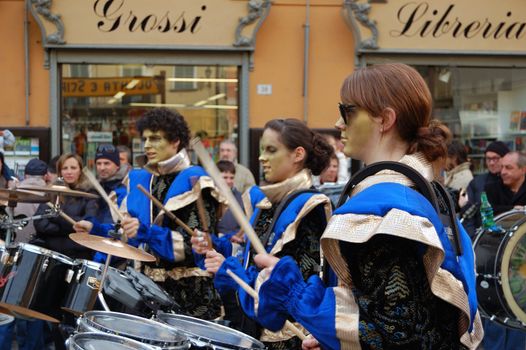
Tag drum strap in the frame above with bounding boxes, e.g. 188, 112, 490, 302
336, 161, 462, 256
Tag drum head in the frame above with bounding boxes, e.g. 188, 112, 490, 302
501, 219, 526, 325
68, 332, 155, 350
157, 313, 266, 350
80, 311, 189, 348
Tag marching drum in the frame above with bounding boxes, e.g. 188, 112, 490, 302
77, 310, 191, 349
157, 313, 266, 350
0, 243, 76, 322
67, 332, 156, 350
473, 209, 526, 328
62, 259, 104, 315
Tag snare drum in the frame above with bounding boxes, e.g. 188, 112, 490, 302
0, 243, 76, 322
77, 310, 190, 349
62, 260, 104, 315
157, 312, 266, 350
473, 210, 526, 328
67, 332, 156, 350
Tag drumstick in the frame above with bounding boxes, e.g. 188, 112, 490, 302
82, 168, 125, 222
226, 269, 306, 340
46, 202, 77, 226
136, 184, 195, 237
191, 138, 266, 255
190, 176, 209, 233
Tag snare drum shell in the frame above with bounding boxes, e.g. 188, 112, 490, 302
0, 243, 75, 322
157, 312, 266, 350
68, 332, 156, 350
77, 311, 191, 349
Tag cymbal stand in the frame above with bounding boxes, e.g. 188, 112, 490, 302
97, 221, 123, 312
3, 197, 18, 246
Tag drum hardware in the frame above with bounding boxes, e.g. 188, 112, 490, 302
41, 258, 49, 272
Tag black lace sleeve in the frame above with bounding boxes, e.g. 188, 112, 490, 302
277, 205, 326, 280
341, 235, 461, 350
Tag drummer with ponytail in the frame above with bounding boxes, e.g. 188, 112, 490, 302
253, 63, 484, 350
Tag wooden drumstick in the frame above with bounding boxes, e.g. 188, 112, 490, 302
226, 269, 307, 341
191, 138, 266, 255
82, 168, 125, 222
46, 202, 77, 226
137, 184, 195, 237
190, 176, 209, 233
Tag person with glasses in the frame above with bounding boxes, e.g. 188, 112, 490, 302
113, 108, 224, 320
461, 140, 509, 237
192, 118, 334, 349
252, 63, 483, 350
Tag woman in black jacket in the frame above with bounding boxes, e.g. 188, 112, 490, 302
34, 153, 98, 259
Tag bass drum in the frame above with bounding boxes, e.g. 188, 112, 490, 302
473, 209, 526, 329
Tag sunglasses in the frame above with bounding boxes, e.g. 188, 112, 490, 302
338, 103, 357, 124
96, 144, 116, 153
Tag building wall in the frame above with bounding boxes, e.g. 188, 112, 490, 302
0, 0, 49, 127
0, 0, 355, 131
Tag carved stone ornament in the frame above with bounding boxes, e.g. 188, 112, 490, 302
234, 0, 271, 47
343, 0, 379, 50
29, 0, 65, 45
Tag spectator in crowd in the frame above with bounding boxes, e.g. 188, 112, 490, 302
0, 152, 15, 189
216, 160, 243, 237
319, 153, 339, 184
462, 141, 509, 236
117, 145, 133, 173
486, 151, 526, 215
34, 153, 98, 259
444, 139, 473, 191
219, 140, 256, 194
323, 134, 349, 183
45, 155, 60, 185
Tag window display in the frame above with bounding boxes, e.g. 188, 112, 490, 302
61, 64, 239, 168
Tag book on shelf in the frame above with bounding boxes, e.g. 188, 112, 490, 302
510, 111, 521, 131
520, 111, 526, 131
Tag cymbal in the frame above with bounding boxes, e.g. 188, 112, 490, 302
0, 188, 50, 203
18, 185, 99, 199
69, 233, 156, 262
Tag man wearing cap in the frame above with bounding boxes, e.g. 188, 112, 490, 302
462, 141, 510, 236
14, 159, 48, 243
93, 144, 127, 224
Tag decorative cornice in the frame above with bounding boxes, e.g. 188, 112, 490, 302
234, 0, 271, 47
29, 0, 65, 45
343, 0, 378, 50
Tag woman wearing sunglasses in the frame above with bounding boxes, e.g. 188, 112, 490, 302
253, 63, 483, 350
193, 118, 334, 349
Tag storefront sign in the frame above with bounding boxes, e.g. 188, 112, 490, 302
29, 0, 271, 49
87, 132, 113, 143
345, 0, 526, 53
62, 77, 160, 97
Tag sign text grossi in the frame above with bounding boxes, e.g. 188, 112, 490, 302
93, 0, 205, 34
35, 0, 258, 47
364, 0, 526, 51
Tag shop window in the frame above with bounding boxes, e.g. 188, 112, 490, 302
60, 63, 239, 169
414, 66, 526, 174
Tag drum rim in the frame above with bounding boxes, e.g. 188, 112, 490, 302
12, 243, 75, 265
69, 332, 156, 350
80, 311, 189, 347
73, 259, 104, 270
156, 312, 266, 349
501, 221, 526, 325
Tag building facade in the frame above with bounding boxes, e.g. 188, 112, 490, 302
1, 0, 525, 178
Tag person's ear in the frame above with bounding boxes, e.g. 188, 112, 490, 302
293, 147, 306, 164
380, 107, 397, 132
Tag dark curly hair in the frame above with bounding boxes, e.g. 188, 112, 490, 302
136, 108, 190, 151
264, 119, 334, 176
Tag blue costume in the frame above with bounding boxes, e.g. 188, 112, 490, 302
122, 150, 224, 320
254, 154, 484, 350
208, 170, 332, 349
